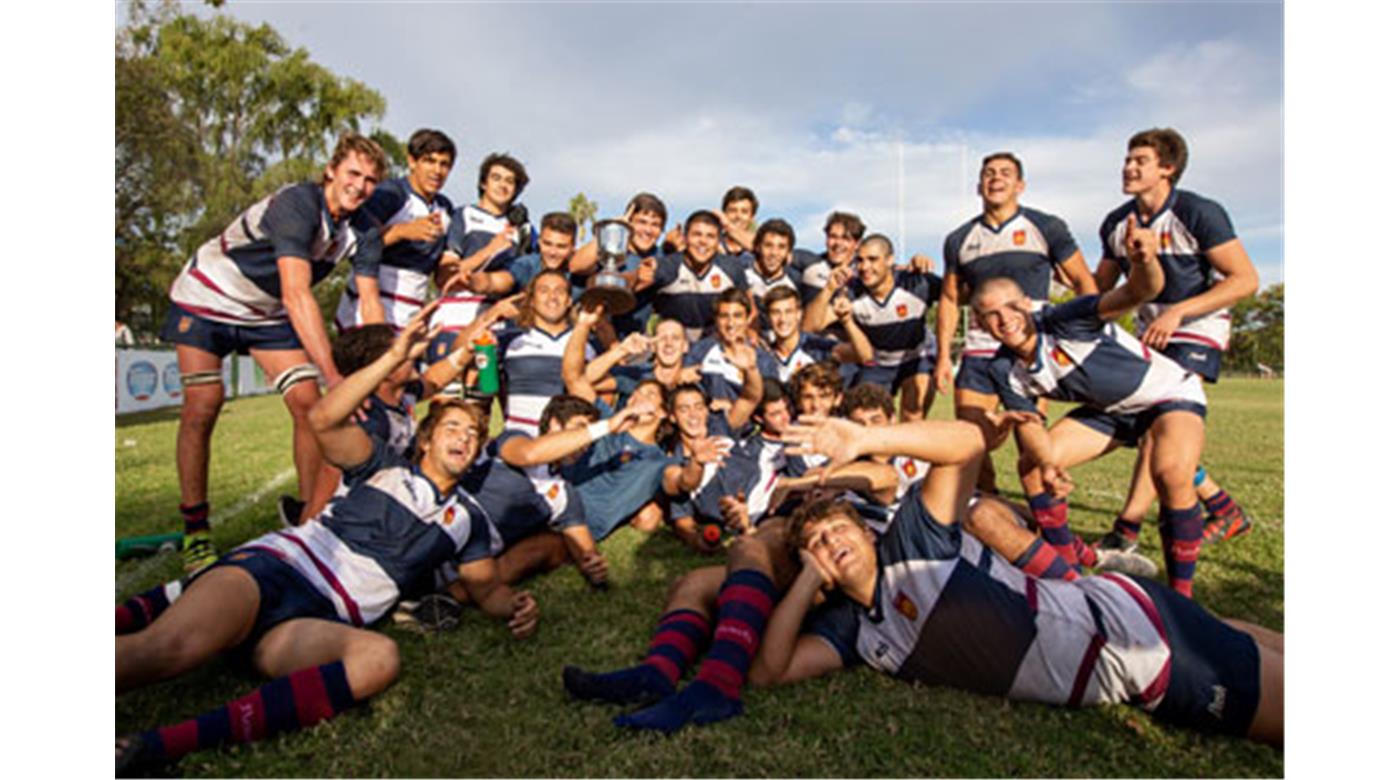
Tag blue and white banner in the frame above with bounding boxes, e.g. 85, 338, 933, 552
115, 349, 273, 414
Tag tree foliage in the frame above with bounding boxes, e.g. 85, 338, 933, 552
116, 1, 392, 333
1224, 282, 1284, 375
568, 193, 600, 242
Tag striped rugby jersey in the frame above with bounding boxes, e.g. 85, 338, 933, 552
986, 295, 1206, 415
168, 182, 378, 327
944, 207, 1080, 358
848, 269, 942, 367
1100, 188, 1236, 353
459, 430, 586, 547
334, 177, 454, 330
497, 325, 595, 433
234, 439, 500, 626
431, 203, 532, 332
807, 489, 1172, 708
650, 253, 750, 341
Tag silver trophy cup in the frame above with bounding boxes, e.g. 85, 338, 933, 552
580, 219, 637, 315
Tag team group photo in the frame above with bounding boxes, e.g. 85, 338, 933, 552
109, 1, 1290, 776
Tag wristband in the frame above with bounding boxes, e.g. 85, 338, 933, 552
587, 420, 611, 442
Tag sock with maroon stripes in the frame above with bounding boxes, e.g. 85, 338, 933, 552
181, 502, 211, 536
614, 569, 775, 733
563, 609, 711, 705
1028, 493, 1080, 571
1203, 488, 1242, 522
1159, 505, 1204, 598
138, 661, 355, 764
1012, 538, 1079, 581
1111, 515, 1142, 541
116, 579, 184, 635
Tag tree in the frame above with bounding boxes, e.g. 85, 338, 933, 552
568, 193, 600, 242
1225, 283, 1284, 375
116, 2, 392, 333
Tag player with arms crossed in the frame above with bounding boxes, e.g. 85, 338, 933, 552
117, 307, 539, 774
936, 152, 1098, 493
160, 134, 388, 571
1095, 128, 1260, 552
763, 414, 1282, 747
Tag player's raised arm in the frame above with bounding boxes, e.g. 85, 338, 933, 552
1140, 235, 1258, 350
309, 302, 439, 469
563, 303, 605, 402
801, 264, 848, 333
830, 294, 875, 365
500, 402, 656, 468
1096, 219, 1165, 322
724, 342, 764, 431
278, 257, 344, 387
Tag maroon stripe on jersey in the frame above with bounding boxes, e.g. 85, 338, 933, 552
1024, 578, 1039, 614
441, 294, 486, 303
1068, 633, 1106, 707
1169, 331, 1225, 350
187, 263, 277, 319
273, 531, 365, 627
505, 415, 540, 427
175, 300, 270, 325
1099, 573, 1167, 641
381, 291, 425, 306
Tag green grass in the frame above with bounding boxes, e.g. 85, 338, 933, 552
115, 378, 1283, 777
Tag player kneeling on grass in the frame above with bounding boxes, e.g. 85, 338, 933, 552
115, 307, 538, 774
756, 415, 1282, 747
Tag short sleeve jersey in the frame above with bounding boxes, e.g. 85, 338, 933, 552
792, 249, 837, 306
803, 489, 1173, 708
683, 337, 781, 401
650, 253, 750, 340
458, 430, 586, 547
496, 324, 594, 432
848, 269, 941, 366
1099, 188, 1237, 351
564, 401, 682, 541
333, 177, 455, 330
431, 204, 532, 331
236, 439, 500, 626
169, 182, 377, 327
745, 264, 802, 338
985, 295, 1205, 416
766, 333, 839, 383
943, 207, 1080, 357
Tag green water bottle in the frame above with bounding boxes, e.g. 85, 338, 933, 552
116, 532, 183, 560
472, 333, 499, 395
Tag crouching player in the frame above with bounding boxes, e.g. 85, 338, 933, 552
759, 415, 1282, 747
115, 309, 538, 773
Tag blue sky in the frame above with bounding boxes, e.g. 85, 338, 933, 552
193, 0, 1282, 284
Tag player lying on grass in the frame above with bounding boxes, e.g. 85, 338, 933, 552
753, 414, 1282, 747
977, 217, 1213, 595
115, 307, 540, 774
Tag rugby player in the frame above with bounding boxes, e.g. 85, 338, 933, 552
807, 234, 941, 421
160, 134, 387, 571
717, 185, 759, 258
571, 192, 670, 339
640, 211, 750, 341
117, 307, 540, 773
684, 289, 780, 406
975, 219, 1213, 596
1095, 128, 1260, 551
333, 128, 456, 331
936, 152, 1098, 493
793, 211, 864, 308
763, 286, 871, 383
757, 414, 1282, 747
744, 218, 803, 338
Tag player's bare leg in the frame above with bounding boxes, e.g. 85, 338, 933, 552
954, 387, 1004, 493
628, 501, 666, 533
496, 532, 572, 585
251, 348, 326, 506
898, 372, 934, 422
1019, 418, 1118, 570
173, 344, 225, 571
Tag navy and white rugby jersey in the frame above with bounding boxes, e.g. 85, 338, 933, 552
944, 207, 1080, 358
168, 182, 378, 327
1100, 188, 1236, 352
745, 264, 801, 338
672, 429, 793, 526
792, 249, 842, 306
806, 489, 1172, 708
683, 337, 781, 402
459, 430, 586, 547
986, 295, 1206, 415
650, 253, 750, 341
766, 333, 839, 383
235, 439, 500, 626
359, 391, 418, 459
848, 269, 941, 367
334, 177, 454, 330
496, 325, 595, 433
432, 204, 533, 332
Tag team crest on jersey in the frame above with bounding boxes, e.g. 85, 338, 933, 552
893, 590, 918, 621
442, 507, 456, 526
1159, 231, 1171, 250
619, 451, 633, 464
178, 316, 192, 333
896, 304, 909, 318
1051, 346, 1073, 367
901, 459, 918, 477
1013, 230, 1026, 246
547, 484, 560, 500
710, 274, 722, 289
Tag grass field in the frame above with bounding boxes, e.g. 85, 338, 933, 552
115, 377, 1284, 777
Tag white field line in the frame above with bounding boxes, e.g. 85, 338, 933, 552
115, 467, 296, 596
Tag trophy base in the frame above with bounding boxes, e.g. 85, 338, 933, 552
580, 285, 636, 316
